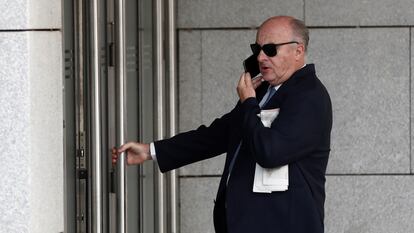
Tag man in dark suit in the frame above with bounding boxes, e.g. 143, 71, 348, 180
112, 16, 332, 233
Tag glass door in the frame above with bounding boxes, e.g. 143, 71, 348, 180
63, 0, 177, 232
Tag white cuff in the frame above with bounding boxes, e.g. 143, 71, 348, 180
150, 142, 157, 161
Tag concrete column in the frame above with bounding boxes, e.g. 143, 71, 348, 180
0, 1, 63, 233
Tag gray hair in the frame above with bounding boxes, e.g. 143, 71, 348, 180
289, 18, 309, 52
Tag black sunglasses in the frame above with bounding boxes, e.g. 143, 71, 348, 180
250, 41, 299, 57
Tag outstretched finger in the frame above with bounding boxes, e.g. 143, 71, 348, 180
252, 76, 263, 89
117, 142, 134, 153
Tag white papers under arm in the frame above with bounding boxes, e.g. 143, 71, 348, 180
253, 108, 289, 193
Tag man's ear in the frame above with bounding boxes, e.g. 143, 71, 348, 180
295, 44, 305, 59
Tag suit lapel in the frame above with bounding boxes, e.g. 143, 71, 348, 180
260, 64, 316, 109
262, 88, 282, 109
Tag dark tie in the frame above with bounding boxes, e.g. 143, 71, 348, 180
227, 86, 276, 184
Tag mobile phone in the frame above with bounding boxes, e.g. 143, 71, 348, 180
243, 54, 260, 78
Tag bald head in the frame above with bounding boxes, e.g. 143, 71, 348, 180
258, 16, 309, 52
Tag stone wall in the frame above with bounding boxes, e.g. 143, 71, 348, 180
177, 1, 414, 232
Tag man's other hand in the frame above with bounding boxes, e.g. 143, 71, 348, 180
112, 142, 152, 165
237, 72, 263, 103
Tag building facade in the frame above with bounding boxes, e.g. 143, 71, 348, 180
1, 0, 414, 233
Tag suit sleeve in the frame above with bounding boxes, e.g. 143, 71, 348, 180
240, 92, 331, 168
154, 107, 237, 173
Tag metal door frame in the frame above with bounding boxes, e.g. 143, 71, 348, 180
63, 0, 179, 232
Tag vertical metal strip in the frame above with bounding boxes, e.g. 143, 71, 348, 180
155, 0, 166, 232
90, 0, 103, 232
74, 0, 86, 232
63, 0, 76, 232
115, 0, 127, 232
167, 0, 178, 232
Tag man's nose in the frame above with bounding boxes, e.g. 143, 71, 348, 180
257, 50, 268, 62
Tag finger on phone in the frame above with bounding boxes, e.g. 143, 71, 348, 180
238, 73, 246, 87
244, 72, 253, 87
